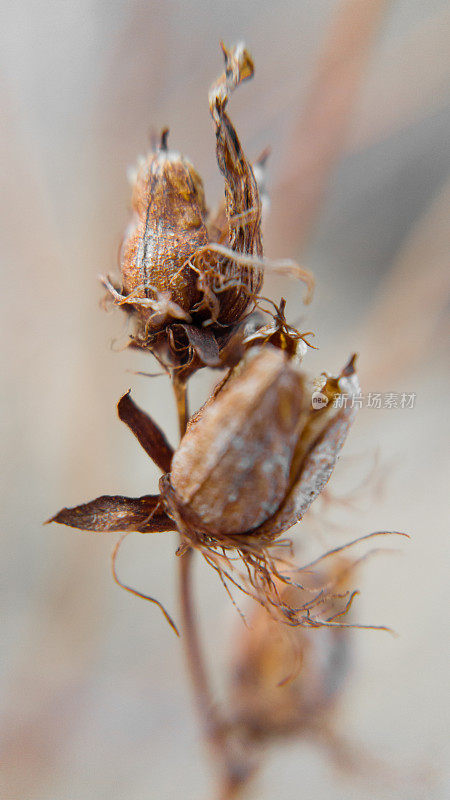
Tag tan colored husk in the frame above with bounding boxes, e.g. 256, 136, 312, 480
160, 346, 365, 625
169, 347, 305, 536
164, 348, 359, 543
120, 140, 208, 323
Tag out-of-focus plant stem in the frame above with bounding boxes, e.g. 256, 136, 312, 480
358, 177, 450, 390
267, 0, 390, 257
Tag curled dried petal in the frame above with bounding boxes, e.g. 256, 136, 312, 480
197, 41, 263, 324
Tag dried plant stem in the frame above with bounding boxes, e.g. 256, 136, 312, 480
179, 550, 246, 798
179, 560, 254, 800
173, 376, 189, 439
267, 0, 390, 256
173, 379, 250, 798
178, 547, 224, 743
173, 379, 222, 758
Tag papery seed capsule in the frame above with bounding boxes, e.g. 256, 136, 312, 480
164, 348, 360, 542
120, 132, 208, 327
108, 44, 267, 343
168, 347, 305, 536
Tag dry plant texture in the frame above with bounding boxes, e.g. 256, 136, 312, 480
1, 1, 449, 799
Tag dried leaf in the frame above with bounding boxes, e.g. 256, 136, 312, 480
202, 41, 263, 323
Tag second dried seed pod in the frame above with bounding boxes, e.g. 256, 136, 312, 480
162, 346, 360, 543
228, 559, 354, 741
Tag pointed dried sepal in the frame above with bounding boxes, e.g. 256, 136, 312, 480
244, 298, 316, 361
48, 494, 175, 533
117, 391, 173, 473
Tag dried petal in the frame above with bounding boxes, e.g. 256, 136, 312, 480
176, 323, 220, 367
202, 42, 263, 323
208, 147, 271, 244
49, 494, 174, 533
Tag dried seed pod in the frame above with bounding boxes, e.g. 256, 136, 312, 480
101, 42, 315, 386
169, 347, 303, 535
119, 130, 208, 327
229, 559, 354, 741
51, 344, 362, 626
103, 43, 268, 347
162, 346, 360, 543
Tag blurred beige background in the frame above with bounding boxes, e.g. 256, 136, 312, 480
1, 1, 449, 798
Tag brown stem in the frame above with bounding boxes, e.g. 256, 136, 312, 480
173, 376, 222, 748
173, 375, 188, 439
267, 0, 390, 257
173, 378, 252, 798
178, 547, 224, 746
